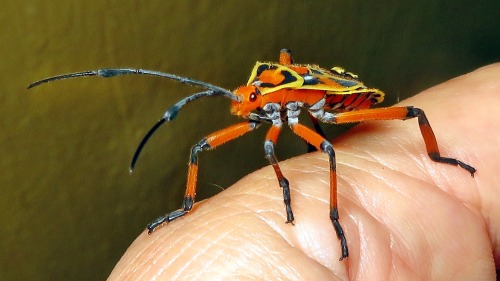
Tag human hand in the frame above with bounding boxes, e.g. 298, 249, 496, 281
109, 63, 500, 280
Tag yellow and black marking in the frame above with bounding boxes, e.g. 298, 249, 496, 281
246, 58, 382, 102
247, 63, 303, 94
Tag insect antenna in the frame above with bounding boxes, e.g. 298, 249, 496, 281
129, 90, 229, 172
28, 68, 242, 171
130, 118, 166, 172
28, 68, 240, 101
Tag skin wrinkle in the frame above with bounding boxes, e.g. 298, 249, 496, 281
339, 148, 380, 165
146, 230, 187, 272
136, 241, 165, 281
391, 248, 422, 280
184, 212, 282, 277
181, 223, 245, 280
387, 234, 419, 280
340, 156, 407, 194
359, 141, 428, 181
338, 120, 456, 183
122, 236, 152, 277
269, 249, 300, 280
228, 231, 298, 279
209, 179, 301, 249
346, 161, 442, 275
135, 240, 175, 281
149, 206, 245, 279
154, 233, 201, 279
293, 184, 326, 203
230, 229, 280, 276
355, 217, 394, 281
216, 192, 268, 215
351, 200, 395, 280
388, 224, 426, 280
473, 153, 499, 264
414, 196, 473, 277
338, 142, 424, 185
279, 248, 334, 280
253, 211, 292, 245
293, 206, 336, 265
346, 151, 441, 196
341, 165, 401, 269
429, 169, 483, 221
231, 197, 288, 232
200, 249, 228, 278
188, 230, 242, 280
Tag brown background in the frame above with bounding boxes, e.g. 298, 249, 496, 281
1, 1, 499, 280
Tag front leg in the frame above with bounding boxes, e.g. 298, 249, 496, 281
147, 121, 260, 233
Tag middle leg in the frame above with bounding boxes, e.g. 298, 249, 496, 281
306, 113, 327, 152
291, 123, 349, 260
264, 124, 295, 224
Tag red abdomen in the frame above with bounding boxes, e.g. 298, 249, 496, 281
325, 91, 380, 112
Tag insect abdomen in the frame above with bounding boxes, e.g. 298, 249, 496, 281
325, 90, 383, 112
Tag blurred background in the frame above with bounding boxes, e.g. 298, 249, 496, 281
1, 1, 499, 279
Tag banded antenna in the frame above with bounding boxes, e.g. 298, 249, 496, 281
28, 68, 241, 172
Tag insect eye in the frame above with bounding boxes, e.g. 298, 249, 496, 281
249, 92, 257, 102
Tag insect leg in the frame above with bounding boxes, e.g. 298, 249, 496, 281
279, 48, 293, 65
147, 121, 260, 233
264, 125, 295, 224
329, 106, 476, 176
290, 123, 349, 261
306, 113, 327, 152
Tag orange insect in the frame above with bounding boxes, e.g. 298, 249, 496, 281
29, 49, 476, 260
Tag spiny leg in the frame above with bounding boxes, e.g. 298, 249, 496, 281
290, 123, 349, 261
330, 106, 476, 176
147, 121, 260, 233
264, 125, 294, 224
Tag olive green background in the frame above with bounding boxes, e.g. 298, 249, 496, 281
1, 1, 499, 280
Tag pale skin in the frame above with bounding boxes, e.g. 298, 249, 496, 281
108, 63, 500, 280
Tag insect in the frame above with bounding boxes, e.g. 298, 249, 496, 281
29, 49, 476, 261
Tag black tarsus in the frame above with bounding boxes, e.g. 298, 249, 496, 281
330, 208, 349, 260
